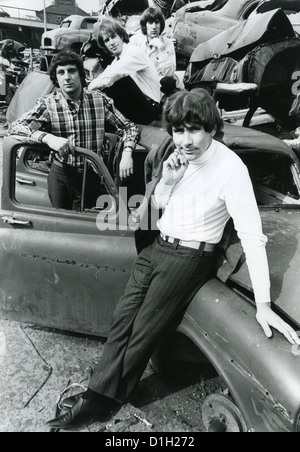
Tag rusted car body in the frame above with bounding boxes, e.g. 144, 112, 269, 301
41, 15, 98, 54
163, 0, 300, 68
184, 9, 300, 129
1, 122, 300, 432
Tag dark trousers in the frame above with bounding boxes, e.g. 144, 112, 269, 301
105, 76, 161, 125
88, 235, 216, 404
48, 163, 103, 210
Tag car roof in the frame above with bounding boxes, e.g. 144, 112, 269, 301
61, 15, 98, 26
223, 123, 296, 157
138, 123, 295, 159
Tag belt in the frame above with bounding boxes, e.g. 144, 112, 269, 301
160, 233, 215, 253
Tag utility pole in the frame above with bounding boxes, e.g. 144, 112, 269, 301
43, 0, 47, 32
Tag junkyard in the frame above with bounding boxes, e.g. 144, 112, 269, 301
1, 0, 300, 434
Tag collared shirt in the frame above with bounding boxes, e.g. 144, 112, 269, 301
93, 43, 161, 104
130, 32, 176, 79
8, 88, 140, 166
153, 139, 271, 304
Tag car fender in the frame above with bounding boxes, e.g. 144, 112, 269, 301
178, 278, 300, 432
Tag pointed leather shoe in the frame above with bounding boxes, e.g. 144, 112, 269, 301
60, 392, 85, 409
47, 397, 114, 429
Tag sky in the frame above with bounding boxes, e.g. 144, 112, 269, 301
0, 0, 103, 14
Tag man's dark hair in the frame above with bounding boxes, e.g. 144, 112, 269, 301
96, 17, 129, 51
163, 89, 224, 136
49, 50, 87, 88
140, 7, 165, 35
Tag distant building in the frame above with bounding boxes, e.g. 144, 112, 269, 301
36, 0, 89, 25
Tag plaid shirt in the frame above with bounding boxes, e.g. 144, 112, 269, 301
8, 89, 140, 167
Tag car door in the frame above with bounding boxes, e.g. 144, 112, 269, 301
0, 137, 139, 337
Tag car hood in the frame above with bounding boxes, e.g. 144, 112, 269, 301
230, 207, 300, 326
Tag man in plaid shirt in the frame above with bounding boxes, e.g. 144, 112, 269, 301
8, 50, 140, 210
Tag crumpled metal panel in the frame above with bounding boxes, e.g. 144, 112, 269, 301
180, 277, 300, 432
190, 9, 295, 64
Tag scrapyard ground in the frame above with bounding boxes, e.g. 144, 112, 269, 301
0, 319, 225, 433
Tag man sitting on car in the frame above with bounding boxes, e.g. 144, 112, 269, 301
47, 89, 300, 431
8, 50, 140, 210
88, 17, 161, 125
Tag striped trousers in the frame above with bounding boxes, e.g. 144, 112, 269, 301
88, 235, 216, 404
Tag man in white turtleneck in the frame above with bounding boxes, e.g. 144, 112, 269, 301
153, 89, 299, 335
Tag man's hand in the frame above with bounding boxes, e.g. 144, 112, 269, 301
161, 149, 188, 187
149, 37, 165, 51
119, 152, 134, 180
42, 135, 75, 158
256, 303, 300, 345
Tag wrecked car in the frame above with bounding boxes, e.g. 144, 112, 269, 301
184, 8, 300, 129
0, 40, 33, 105
41, 15, 99, 55
1, 122, 300, 432
163, 0, 300, 68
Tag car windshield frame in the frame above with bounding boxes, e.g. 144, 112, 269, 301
236, 146, 300, 206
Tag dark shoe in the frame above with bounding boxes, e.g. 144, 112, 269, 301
60, 392, 85, 409
47, 397, 115, 429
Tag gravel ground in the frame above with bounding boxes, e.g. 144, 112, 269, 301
0, 318, 226, 433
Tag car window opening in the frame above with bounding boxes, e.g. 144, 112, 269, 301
15, 146, 110, 213
239, 151, 300, 205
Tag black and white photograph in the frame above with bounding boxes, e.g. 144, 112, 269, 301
1, 0, 300, 435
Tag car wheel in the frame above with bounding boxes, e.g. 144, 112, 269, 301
202, 393, 247, 432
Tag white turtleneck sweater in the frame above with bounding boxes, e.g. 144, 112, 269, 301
153, 139, 271, 304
